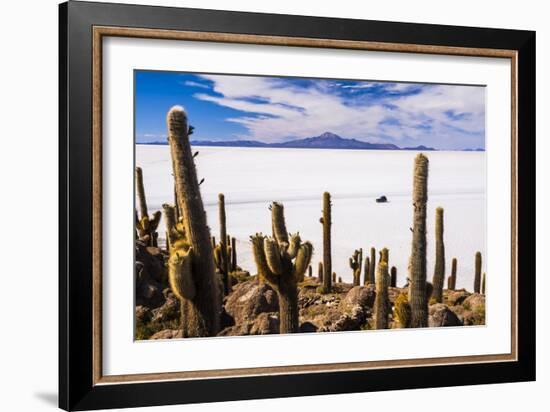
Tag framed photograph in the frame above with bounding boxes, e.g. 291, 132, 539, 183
59, 1, 535, 410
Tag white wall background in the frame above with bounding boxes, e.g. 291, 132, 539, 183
0, 0, 546, 411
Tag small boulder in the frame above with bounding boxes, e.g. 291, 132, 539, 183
429, 304, 462, 327
340, 285, 376, 313
446, 290, 471, 306
224, 280, 279, 325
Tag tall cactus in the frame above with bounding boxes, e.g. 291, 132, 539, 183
320, 192, 332, 293
408, 153, 429, 328
166, 106, 220, 337
379, 247, 389, 265
135, 166, 161, 247
230, 236, 237, 272
474, 251, 482, 293
135, 166, 148, 220
368, 247, 376, 284
363, 257, 370, 285
374, 262, 390, 329
432, 207, 445, 303
217, 193, 231, 295
349, 248, 363, 286
448, 257, 457, 290
251, 202, 313, 333
390, 266, 397, 288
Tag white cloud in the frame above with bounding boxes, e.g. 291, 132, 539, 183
192, 75, 485, 149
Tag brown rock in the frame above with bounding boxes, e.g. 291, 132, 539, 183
150, 329, 183, 340
339, 285, 376, 313
446, 290, 471, 306
224, 280, 279, 325
429, 304, 462, 327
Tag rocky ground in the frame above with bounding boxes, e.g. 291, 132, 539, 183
135, 242, 486, 340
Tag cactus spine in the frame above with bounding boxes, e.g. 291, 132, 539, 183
368, 247, 376, 284
251, 202, 313, 333
474, 252, 482, 293
320, 192, 332, 292
166, 106, 220, 337
408, 153, 429, 328
390, 266, 397, 288
374, 262, 390, 329
349, 248, 363, 286
432, 207, 445, 303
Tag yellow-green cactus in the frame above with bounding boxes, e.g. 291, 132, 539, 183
474, 251, 482, 293
166, 106, 220, 337
375, 262, 390, 329
393, 293, 411, 328
250, 202, 313, 333
349, 248, 363, 286
409, 153, 429, 328
319, 192, 332, 293
432, 207, 446, 303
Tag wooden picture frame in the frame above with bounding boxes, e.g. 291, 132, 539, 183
59, 1, 535, 410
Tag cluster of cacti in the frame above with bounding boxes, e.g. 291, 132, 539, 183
349, 248, 363, 286
374, 262, 390, 329
393, 293, 411, 328
447, 258, 457, 290
165, 106, 220, 337
251, 202, 313, 333
135, 167, 162, 247
319, 192, 332, 293
474, 251, 482, 293
137, 101, 485, 340
432, 207, 445, 303
408, 153, 429, 328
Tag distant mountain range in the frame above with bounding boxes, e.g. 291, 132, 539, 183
142, 131, 482, 151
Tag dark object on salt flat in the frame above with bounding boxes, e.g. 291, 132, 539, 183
376, 195, 388, 203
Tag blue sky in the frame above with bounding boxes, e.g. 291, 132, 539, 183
135, 71, 485, 150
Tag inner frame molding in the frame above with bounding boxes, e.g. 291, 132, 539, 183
92, 25, 518, 386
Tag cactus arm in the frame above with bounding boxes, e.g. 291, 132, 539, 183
251, 234, 277, 284
168, 247, 196, 300
432, 207, 445, 302
271, 202, 289, 244
264, 237, 284, 276
293, 242, 313, 281
287, 233, 301, 259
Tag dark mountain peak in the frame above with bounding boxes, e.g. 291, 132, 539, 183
316, 132, 342, 140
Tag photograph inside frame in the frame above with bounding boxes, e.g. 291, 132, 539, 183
133, 70, 487, 340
